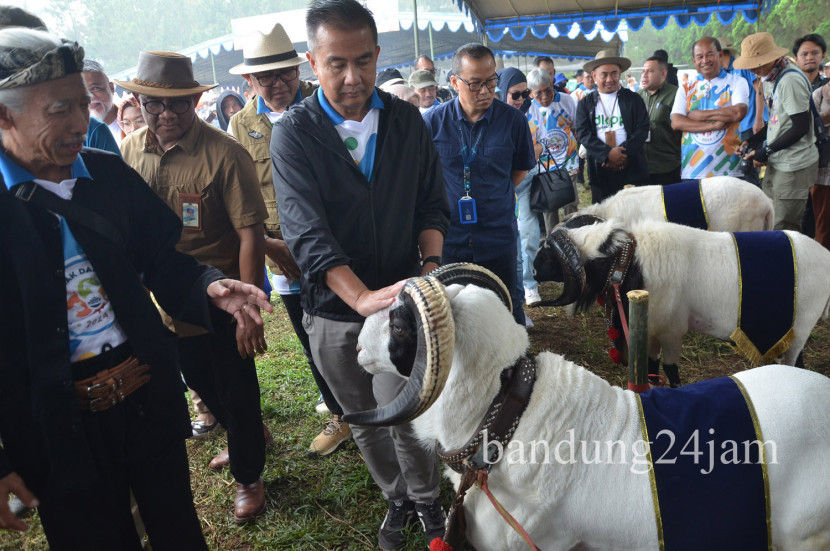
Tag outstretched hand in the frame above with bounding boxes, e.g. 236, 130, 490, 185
207, 279, 274, 330
352, 280, 406, 318
0, 472, 38, 532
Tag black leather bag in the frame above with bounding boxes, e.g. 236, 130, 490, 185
530, 147, 575, 213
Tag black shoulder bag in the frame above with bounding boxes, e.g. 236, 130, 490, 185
530, 143, 575, 213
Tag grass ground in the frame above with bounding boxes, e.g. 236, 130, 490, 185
4, 188, 830, 550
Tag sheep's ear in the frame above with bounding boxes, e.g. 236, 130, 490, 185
430, 262, 512, 312
343, 276, 455, 427
533, 230, 586, 307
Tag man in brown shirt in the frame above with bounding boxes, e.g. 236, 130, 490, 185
119, 52, 269, 524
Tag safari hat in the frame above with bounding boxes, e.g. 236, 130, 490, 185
584, 48, 631, 73
717, 37, 738, 57
409, 69, 438, 89
115, 51, 216, 97
229, 23, 305, 75
733, 32, 789, 70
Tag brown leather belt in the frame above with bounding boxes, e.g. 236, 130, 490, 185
74, 355, 151, 412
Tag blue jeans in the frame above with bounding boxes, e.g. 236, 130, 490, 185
516, 168, 541, 292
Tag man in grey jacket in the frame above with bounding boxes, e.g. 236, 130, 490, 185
270, 1, 450, 549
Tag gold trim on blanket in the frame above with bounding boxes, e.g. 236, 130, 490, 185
636, 394, 665, 551
730, 375, 773, 550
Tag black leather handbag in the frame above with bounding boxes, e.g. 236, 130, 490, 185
530, 145, 575, 213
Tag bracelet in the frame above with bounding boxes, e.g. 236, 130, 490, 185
420, 255, 443, 267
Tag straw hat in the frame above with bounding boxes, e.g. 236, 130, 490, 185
584, 48, 631, 73
732, 32, 789, 70
229, 23, 306, 75
717, 37, 738, 57
115, 51, 216, 97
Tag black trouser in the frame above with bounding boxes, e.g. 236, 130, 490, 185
36, 346, 207, 551
650, 168, 682, 186
280, 293, 343, 416
178, 322, 264, 485
445, 242, 524, 325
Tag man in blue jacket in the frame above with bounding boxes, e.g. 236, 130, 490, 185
270, 1, 450, 549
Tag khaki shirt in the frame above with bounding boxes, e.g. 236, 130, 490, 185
122, 117, 267, 335
229, 81, 317, 273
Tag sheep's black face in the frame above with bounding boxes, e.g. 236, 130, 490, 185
388, 294, 418, 377
534, 239, 564, 282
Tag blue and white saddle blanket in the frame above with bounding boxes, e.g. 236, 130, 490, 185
637, 376, 771, 550
730, 231, 796, 364
661, 179, 708, 230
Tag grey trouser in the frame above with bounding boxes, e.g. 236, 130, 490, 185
303, 313, 441, 503
763, 161, 819, 231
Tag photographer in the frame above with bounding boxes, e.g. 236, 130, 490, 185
735, 33, 818, 231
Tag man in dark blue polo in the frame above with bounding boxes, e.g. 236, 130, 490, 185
423, 43, 535, 326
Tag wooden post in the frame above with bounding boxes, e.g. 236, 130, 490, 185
627, 290, 649, 393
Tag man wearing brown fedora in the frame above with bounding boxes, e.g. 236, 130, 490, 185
575, 48, 649, 202
734, 32, 819, 231
229, 24, 352, 459
118, 51, 271, 523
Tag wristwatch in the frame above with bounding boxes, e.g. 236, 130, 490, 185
420, 255, 443, 267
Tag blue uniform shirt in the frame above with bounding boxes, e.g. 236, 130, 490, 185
423, 97, 535, 261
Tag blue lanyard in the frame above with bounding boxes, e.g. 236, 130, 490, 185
456, 119, 488, 197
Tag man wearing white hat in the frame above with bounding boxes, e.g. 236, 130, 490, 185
118, 51, 270, 523
735, 32, 819, 231
229, 23, 352, 459
575, 48, 650, 202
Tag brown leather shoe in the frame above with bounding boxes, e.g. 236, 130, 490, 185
233, 477, 265, 524
208, 424, 271, 472
208, 447, 229, 472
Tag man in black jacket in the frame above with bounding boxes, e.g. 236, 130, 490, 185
270, 2, 450, 549
0, 27, 271, 550
576, 49, 650, 203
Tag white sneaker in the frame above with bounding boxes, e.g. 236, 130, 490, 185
524, 316, 534, 328
525, 287, 541, 306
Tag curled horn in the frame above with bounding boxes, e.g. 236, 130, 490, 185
535, 230, 586, 307
429, 262, 512, 312
560, 214, 606, 230
342, 276, 455, 427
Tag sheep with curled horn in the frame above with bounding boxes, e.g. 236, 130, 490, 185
345, 263, 830, 551
533, 216, 830, 386
577, 176, 774, 231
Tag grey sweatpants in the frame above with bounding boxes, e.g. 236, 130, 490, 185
303, 313, 441, 503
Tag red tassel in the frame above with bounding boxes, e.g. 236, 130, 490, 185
607, 327, 620, 341
597, 296, 604, 306
430, 538, 453, 551
609, 348, 622, 364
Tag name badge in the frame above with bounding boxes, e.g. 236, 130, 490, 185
458, 196, 477, 224
180, 193, 202, 231
605, 131, 617, 147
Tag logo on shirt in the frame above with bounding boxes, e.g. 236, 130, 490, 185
595, 114, 623, 127
248, 131, 264, 139
691, 129, 727, 147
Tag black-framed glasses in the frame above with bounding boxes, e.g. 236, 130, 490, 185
509, 89, 531, 101
142, 99, 192, 115
455, 73, 499, 93
253, 68, 299, 87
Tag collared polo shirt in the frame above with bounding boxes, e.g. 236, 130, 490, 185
671, 68, 749, 178
423, 97, 535, 260
319, 88, 384, 181
535, 93, 578, 172
121, 117, 267, 281
638, 82, 681, 175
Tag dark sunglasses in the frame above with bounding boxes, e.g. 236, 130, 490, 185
509, 89, 531, 101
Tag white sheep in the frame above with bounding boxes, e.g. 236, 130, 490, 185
345, 264, 830, 550
533, 217, 830, 385
579, 176, 773, 231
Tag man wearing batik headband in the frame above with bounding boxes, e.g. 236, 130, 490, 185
0, 26, 271, 548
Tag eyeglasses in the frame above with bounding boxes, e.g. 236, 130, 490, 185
142, 99, 192, 115
509, 89, 531, 101
253, 68, 299, 87
455, 74, 500, 93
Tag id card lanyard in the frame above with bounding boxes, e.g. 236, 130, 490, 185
457, 120, 488, 224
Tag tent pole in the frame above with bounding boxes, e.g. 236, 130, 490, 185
210, 51, 217, 87
428, 22, 434, 60
413, 0, 420, 60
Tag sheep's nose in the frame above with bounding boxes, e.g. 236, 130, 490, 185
356, 344, 362, 353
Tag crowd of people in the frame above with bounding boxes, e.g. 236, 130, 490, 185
0, 1, 828, 550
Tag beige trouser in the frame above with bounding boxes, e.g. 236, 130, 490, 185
763, 161, 819, 231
